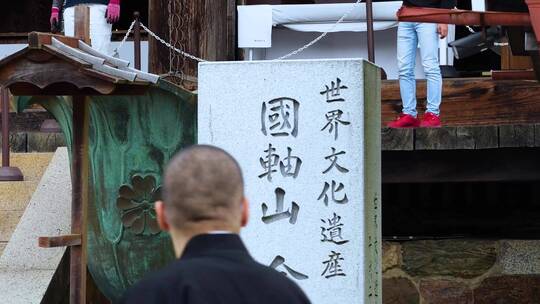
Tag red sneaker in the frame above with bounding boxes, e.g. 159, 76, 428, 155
387, 114, 420, 128
420, 112, 442, 128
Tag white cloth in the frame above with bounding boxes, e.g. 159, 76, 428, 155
238, 2, 403, 48
63, 4, 113, 55
284, 22, 398, 33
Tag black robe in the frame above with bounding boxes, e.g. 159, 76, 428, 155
119, 234, 311, 304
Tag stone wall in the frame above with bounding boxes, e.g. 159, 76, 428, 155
382, 240, 540, 304
1, 132, 65, 153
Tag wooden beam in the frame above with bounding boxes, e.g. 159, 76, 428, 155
492, 70, 536, 80
39, 234, 82, 248
414, 126, 499, 150
397, 6, 531, 26
381, 128, 414, 151
28, 32, 80, 49
381, 124, 540, 151
499, 124, 537, 147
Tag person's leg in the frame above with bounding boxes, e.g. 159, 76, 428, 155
63, 7, 75, 37
417, 23, 442, 116
89, 4, 113, 55
397, 22, 418, 117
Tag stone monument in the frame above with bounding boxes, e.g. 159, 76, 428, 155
198, 59, 381, 303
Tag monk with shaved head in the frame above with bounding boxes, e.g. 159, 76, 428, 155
121, 145, 311, 304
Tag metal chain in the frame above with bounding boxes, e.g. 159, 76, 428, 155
113, 19, 137, 57
140, 23, 207, 62
168, 0, 174, 73
177, 3, 187, 77
168, 0, 187, 79
115, 0, 363, 63
275, 0, 361, 60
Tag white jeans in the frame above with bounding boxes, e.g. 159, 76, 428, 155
63, 4, 113, 55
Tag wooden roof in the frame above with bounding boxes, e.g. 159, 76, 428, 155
0, 32, 160, 96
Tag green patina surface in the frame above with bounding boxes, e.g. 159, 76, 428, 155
18, 80, 197, 301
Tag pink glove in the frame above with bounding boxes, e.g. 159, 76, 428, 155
50, 7, 60, 29
106, 0, 121, 24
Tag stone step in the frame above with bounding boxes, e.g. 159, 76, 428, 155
0, 132, 65, 153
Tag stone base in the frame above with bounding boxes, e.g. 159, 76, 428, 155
0, 167, 23, 182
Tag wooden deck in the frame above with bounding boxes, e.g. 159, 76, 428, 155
380, 78, 540, 237
382, 78, 540, 127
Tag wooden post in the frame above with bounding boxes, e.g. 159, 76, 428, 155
70, 95, 89, 304
74, 6, 91, 45
36, 12, 92, 301
134, 12, 142, 70
1, 89, 8, 168
0, 87, 23, 181
366, 0, 375, 63
148, 0, 237, 80
148, 0, 170, 75
72, 6, 90, 304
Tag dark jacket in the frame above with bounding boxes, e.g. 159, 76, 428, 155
402, 0, 456, 9
120, 234, 311, 304
65, 0, 109, 8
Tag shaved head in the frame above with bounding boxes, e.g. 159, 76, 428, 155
163, 145, 245, 230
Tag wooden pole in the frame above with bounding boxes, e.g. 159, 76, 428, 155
366, 0, 375, 63
70, 95, 89, 304
134, 11, 142, 70
148, 0, 168, 75
0, 87, 23, 181
74, 6, 91, 44
1, 88, 9, 168
71, 6, 90, 304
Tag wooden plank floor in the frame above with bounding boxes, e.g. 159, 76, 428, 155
382, 78, 540, 127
